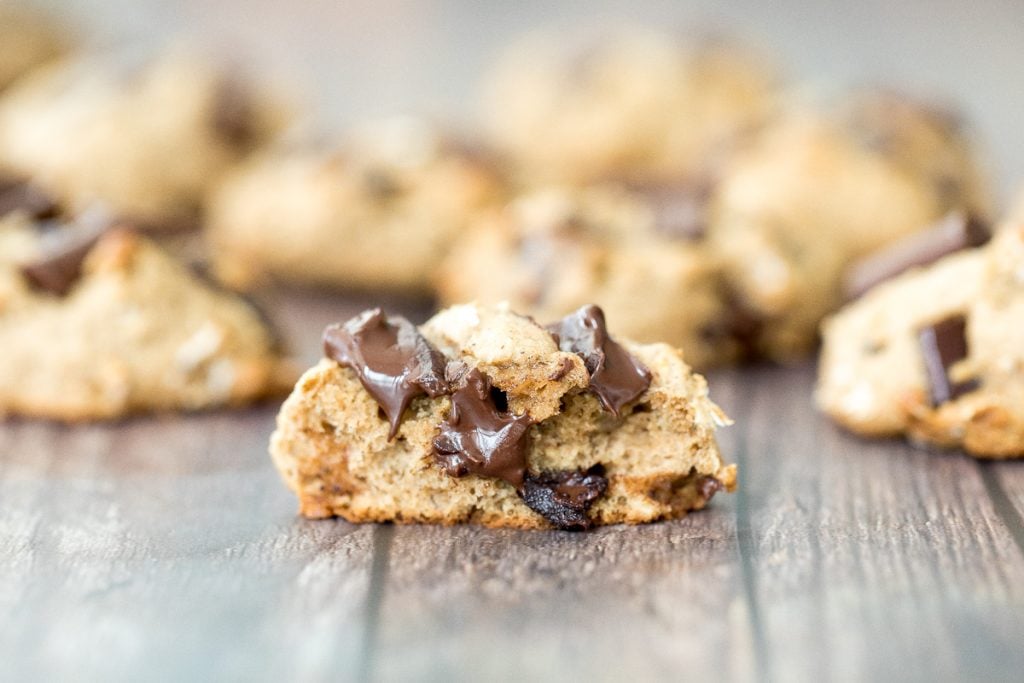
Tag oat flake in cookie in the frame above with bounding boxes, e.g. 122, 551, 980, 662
0, 210, 295, 420
816, 217, 1024, 459
270, 303, 735, 529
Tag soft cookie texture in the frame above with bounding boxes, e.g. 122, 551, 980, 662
436, 184, 742, 369
708, 94, 990, 361
270, 303, 735, 529
0, 53, 285, 229
817, 220, 1024, 459
0, 211, 295, 420
0, 5, 70, 92
482, 28, 777, 185
208, 117, 504, 293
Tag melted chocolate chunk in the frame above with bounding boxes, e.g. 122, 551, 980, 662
519, 465, 608, 531
547, 305, 652, 416
323, 309, 449, 439
843, 212, 990, 301
19, 211, 114, 296
917, 314, 978, 406
0, 177, 59, 220
432, 364, 533, 489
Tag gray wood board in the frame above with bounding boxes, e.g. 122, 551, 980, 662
1, 292, 1022, 682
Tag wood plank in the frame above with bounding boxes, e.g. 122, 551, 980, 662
735, 363, 1024, 683
0, 401, 375, 681
369, 371, 755, 682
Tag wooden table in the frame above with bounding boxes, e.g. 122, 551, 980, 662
1, 290, 1022, 682
6, 2, 1024, 679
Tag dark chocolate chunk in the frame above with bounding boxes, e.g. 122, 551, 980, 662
843, 211, 990, 300
917, 314, 978, 406
519, 465, 608, 531
695, 475, 724, 503
432, 363, 533, 489
323, 309, 449, 439
547, 305, 652, 416
19, 211, 114, 296
211, 76, 256, 149
0, 177, 59, 220
699, 287, 764, 361
547, 356, 576, 381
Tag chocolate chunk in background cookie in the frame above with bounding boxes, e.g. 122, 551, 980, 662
917, 313, 978, 406
433, 363, 534, 489
695, 475, 724, 503
19, 208, 116, 296
211, 75, 256, 149
519, 465, 608, 530
0, 176, 59, 220
323, 309, 449, 439
637, 181, 712, 241
548, 305, 652, 416
843, 211, 990, 301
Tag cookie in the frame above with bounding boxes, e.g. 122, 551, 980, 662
207, 117, 504, 293
270, 303, 735, 529
434, 184, 746, 370
0, 52, 286, 230
816, 217, 1024, 459
707, 93, 991, 361
482, 28, 777, 185
0, 209, 295, 420
0, 5, 70, 92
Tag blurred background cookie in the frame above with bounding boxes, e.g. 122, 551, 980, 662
435, 184, 742, 369
0, 4, 71, 92
482, 27, 778, 186
207, 116, 505, 293
0, 51, 287, 230
706, 91, 990, 361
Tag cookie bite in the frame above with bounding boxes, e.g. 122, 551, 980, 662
0, 208, 295, 420
435, 184, 746, 369
707, 93, 991, 361
270, 303, 735, 529
0, 4, 70, 92
816, 216, 1024, 459
0, 52, 286, 230
482, 28, 777, 185
207, 117, 504, 293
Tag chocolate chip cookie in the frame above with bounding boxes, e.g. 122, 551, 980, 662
434, 184, 745, 369
0, 208, 295, 420
817, 215, 1024, 459
0, 5, 70, 92
482, 28, 777, 185
0, 52, 286, 230
207, 117, 504, 293
707, 92, 991, 361
270, 303, 735, 529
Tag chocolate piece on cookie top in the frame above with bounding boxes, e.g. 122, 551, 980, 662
548, 305, 652, 416
19, 209, 116, 296
0, 176, 59, 220
917, 313, 978, 406
432, 362, 534, 490
519, 465, 608, 531
323, 308, 449, 439
843, 211, 990, 301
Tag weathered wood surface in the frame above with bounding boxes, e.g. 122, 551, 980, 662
1, 291, 1023, 682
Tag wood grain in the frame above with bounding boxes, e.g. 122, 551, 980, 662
1, 294, 1023, 682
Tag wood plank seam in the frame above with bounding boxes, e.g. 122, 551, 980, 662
979, 466, 1024, 559
357, 524, 395, 681
731, 388, 773, 682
